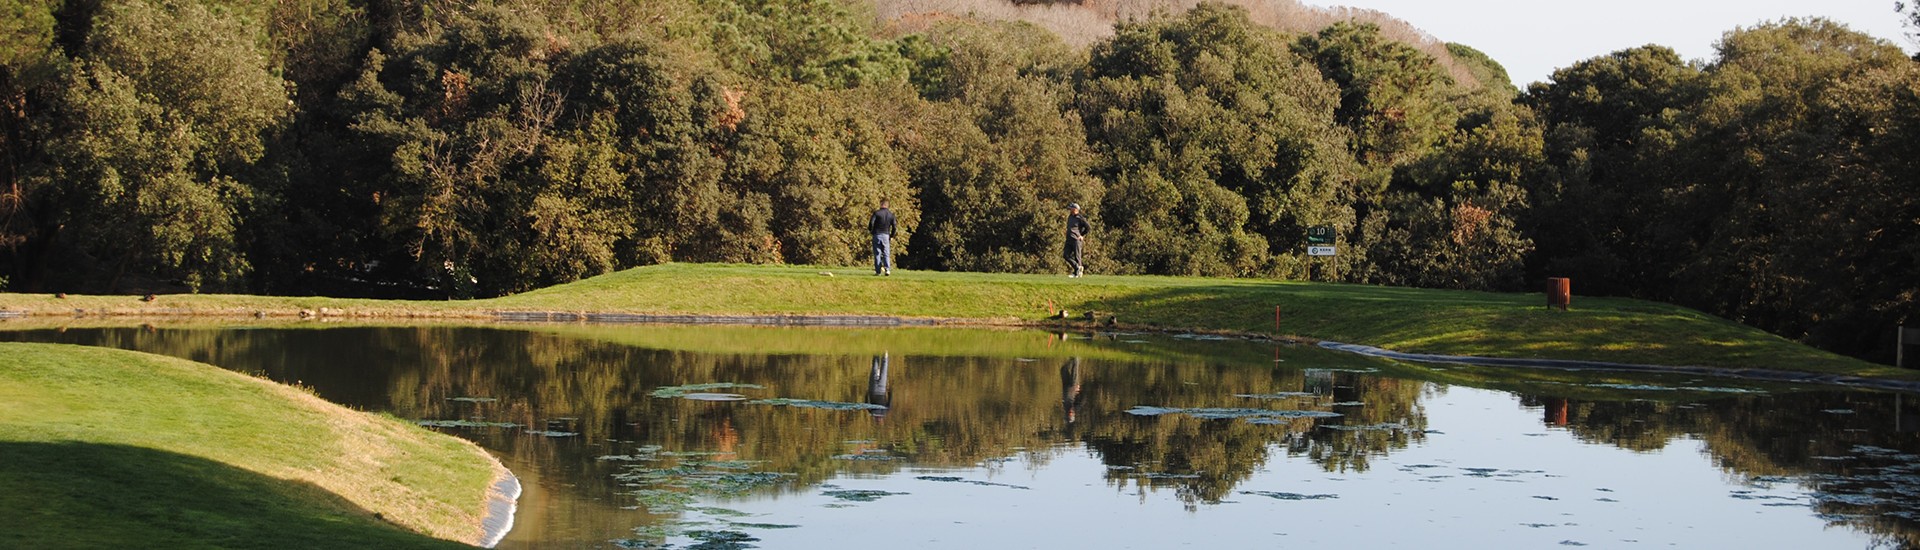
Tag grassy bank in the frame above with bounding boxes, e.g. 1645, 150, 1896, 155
0, 343, 506, 548
0, 263, 1903, 378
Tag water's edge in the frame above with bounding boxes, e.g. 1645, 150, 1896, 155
479, 467, 521, 548
8, 307, 1908, 393
1320, 341, 1920, 394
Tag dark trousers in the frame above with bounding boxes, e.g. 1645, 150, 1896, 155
1063, 240, 1083, 275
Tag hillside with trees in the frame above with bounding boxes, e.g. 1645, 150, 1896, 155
0, 0, 1915, 363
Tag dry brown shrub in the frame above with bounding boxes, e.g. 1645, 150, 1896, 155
871, 0, 1481, 88
542, 31, 571, 61
718, 87, 749, 131
1450, 202, 1493, 245
438, 69, 471, 120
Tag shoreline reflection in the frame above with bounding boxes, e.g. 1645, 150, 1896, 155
0, 324, 1913, 548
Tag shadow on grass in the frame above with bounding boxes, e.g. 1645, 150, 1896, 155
0, 441, 470, 550
1067, 281, 1880, 373
1076, 281, 1530, 336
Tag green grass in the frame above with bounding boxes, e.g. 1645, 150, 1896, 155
0, 343, 505, 549
498, 264, 1901, 377
0, 262, 1904, 378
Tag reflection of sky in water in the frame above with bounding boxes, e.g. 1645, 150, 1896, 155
677, 386, 1845, 549
0, 325, 1905, 548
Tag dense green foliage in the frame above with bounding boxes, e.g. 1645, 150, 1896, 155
1, 0, 1915, 362
1524, 18, 1920, 362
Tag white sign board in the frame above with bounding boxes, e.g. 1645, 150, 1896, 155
1307, 246, 1336, 257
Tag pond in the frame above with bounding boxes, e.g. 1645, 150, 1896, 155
3, 322, 1918, 548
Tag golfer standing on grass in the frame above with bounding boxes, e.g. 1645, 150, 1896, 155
1064, 203, 1089, 278
871, 199, 896, 276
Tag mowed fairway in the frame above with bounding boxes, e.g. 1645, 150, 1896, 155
0, 263, 1901, 377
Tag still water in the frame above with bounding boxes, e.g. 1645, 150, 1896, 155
4, 322, 1918, 548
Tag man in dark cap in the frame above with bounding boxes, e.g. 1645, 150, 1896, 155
1063, 203, 1089, 278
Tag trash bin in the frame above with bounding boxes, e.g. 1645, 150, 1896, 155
1547, 277, 1570, 311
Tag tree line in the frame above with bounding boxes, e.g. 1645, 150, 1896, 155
0, 0, 1916, 362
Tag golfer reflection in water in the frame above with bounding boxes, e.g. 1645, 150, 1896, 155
867, 352, 891, 421
1061, 357, 1083, 424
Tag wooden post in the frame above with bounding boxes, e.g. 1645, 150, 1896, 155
1274, 305, 1282, 335
1895, 325, 1920, 369
1894, 325, 1920, 368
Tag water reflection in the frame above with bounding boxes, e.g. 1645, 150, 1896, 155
0, 322, 1916, 548
1061, 357, 1082, 425
1522, 390, 1920, 545
867, 353, 890, 421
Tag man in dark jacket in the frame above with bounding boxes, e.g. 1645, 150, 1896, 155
1064, 203, 1089, 277
871, 199, 897, 276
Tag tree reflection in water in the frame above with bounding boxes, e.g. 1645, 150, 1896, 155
1, 323, 1916, 547
1522, 391, 1920, 547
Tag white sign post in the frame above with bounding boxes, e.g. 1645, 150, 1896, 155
1304, 226, 1337, 281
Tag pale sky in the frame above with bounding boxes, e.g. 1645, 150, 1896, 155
1313, 1, 1916, 86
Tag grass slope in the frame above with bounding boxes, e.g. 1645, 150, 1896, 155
0, 343, 504, 549
0, 263, 1901, 378
502, 265, 1896, 376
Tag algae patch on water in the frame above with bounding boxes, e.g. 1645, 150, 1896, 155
822, 488, 908, 502
652, 384, 887, 412
614, 458, 790, 514
1323, 422, 1406, 432
747, 398, 886, 411
1126, 405, 1341, 424
1235, 392, 1316, 400
1241, 490, 1338, 500
652, 383, 766, 398
682, 393, 750, 401
915, 475, 1030, 490
611, 446, 800, 549
1585, 383, 1764, 394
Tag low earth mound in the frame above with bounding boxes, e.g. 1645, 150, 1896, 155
0, 343, 508, 549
